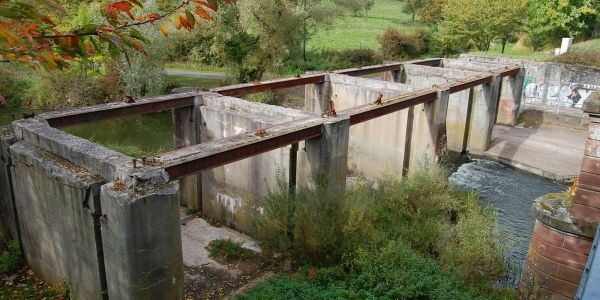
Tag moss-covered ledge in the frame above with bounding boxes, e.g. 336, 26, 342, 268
583, 91, 600, 116
533, 194, 596, 239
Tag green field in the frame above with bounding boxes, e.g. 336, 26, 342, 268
308, 0, 422, 50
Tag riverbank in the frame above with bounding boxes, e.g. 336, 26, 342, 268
479, 124, 587, 182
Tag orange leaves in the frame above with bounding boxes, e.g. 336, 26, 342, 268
159, 23, 169, 36
106, 1, 135, 20
195, 7, 213, 21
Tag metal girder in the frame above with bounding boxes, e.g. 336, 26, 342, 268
162, 122, 322, 180
44, 94, 195, 128
448, 75, 494, 94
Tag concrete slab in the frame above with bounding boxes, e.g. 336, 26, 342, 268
180, 216, 260, 270
482, 125, 587, 181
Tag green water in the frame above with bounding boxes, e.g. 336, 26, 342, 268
0, 75, 227, 157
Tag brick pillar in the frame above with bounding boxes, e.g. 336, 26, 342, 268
572, 93, 600, 223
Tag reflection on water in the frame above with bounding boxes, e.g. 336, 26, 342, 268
450, 159, 566, 284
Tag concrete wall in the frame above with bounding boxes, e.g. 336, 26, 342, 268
328, 74, 415, 178
199, 96, 310, 233
10, 141, 106, 300
461, 55, 600, 127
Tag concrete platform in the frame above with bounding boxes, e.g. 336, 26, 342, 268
180, 213, 271, 299
482, 124, 587, 181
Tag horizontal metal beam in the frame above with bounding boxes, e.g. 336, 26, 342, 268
162, 120, 323, 180
212, 74, 325, 97
448, 75, 494, 94
340, 90, 438, 125
44, 94, 196, 128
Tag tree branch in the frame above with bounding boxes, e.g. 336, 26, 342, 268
31, 1, 190, 40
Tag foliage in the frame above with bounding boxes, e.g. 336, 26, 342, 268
378, 27, 426, 59
434, 0, 527, 55
0, 65, 30, 107
397, 0, 428, 21
249, 166, 513, 298
418, 0, 446, 23
0, 0, 224, 69
551, 49, 600, 68
526, 0, 599, 50
333, 0, 375, 17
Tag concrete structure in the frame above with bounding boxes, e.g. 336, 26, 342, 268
0, 59, 525, 299
461, 55, 600, 129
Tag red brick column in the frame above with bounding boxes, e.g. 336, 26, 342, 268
521, 221, 593, 299
572, 116, 600, 223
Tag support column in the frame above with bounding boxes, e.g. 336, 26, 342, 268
497, 68, 525, 126
301, 117, 350, 193
408, 89, 450, 171
467, 75, 501, 154
304, 74, 331, 114
101, 181, 183, 300
172, 96, 202, 210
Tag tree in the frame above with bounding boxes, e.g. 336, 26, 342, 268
418, 0, 446, 23
527, 0, 599, 50
434, 0, 526, 54
0, 0, 226, 69
297, 0, 336, 62
333, 0, 375, 17
398, 0, 428, 22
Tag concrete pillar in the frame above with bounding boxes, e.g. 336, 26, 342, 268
408, 90, 450, 171
101, 181, 183, 300
10, 142, 107, 300
497, 68, 525, 126
302, 117, 350, 192
172, 97, 201, 210
0, 127, 18, 240
467, 76, 501, 154
304, 75, 331, 115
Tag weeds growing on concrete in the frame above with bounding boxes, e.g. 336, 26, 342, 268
208, 239, 255, 262
247, 165, 516, 299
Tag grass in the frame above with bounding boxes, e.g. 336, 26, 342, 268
0, 231, 69, 299
308, 0, 424, 50
470, 38, 600, 63
208, 239, 256, 262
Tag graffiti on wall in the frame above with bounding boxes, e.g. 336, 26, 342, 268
523, 76, 600, 109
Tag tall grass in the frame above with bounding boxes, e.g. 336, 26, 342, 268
247, 166, 515, 299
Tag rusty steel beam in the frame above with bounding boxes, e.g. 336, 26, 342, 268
341, 90, 438, 125
163, 123, 322, 180
498, 67, 521, 77
448, 75, 494, 94
44, 94, 195, 128
212, 74, 325, 97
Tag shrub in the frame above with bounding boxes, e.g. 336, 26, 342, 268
251, 166, 513, 298
0, 66, 31, 108
551, 51, 600, 68
208, 239, 254, 261
378, 28, 426, 59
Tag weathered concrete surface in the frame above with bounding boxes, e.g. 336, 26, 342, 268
328, 74, 415, 177
0, 127, 18, 239
199, 96, 311, 233
100, 182, 182, 300
300, 117, 350, 192
482, 125, 587, 180
10, 141, 106, 300
468, 77, 500, 154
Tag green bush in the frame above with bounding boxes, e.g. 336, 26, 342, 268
378, 27, 426, 59
285, 48, 382, 74
251, 166, 513, 298
0, 67, 30, 108
208, 239, 253, 261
